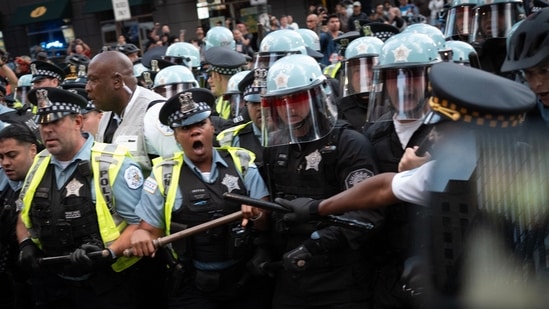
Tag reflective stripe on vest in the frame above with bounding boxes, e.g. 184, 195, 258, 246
216, 121, 251, 147
20, 143, 139, 272
215, 96, 232, 120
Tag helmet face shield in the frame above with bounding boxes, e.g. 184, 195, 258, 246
444, 5, 475, 40
342, 56, 378, 97
154, 83, 197, 99
15, 86, 31, 106
252, 52, 298, 70
470, 3, 523, 45
368, 67, 430, 122
261, 83, 337, 147
222, 93, 245, 119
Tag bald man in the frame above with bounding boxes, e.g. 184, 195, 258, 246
86, 51, 179, 174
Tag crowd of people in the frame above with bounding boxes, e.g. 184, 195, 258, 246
0, 0, 548, 308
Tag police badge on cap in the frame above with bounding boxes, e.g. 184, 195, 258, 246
28, 87, 88, 124
159, 88, 214, 128
30, 61, 65, 83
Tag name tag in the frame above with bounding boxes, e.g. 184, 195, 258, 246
114, 135, 139, 152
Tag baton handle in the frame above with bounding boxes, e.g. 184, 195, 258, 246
123, 211, 243, 257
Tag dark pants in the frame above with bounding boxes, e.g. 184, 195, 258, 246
31, 267, 136, 309
272, 260, 373, 309
168, 263, 273, 309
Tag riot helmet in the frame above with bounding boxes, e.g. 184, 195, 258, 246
403, 23, 447, 50
261, 54, 337, 147
444, 0, 478, 41
163, 42, 201, 69
205, 26, 236, 51
342, 36, 384, 98
367, 32, 441, 122
439, 40, 480, 66
15, 74, 32, 106
153, 65, 199, 98
296, 28, 321, 51
469, 0, 525, 49
223, 70, 250, 120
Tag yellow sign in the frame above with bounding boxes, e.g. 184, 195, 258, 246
30, 6, 47, 18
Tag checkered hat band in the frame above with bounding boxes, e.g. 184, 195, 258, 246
168, 101, 210, 125
211, 65, 242, 76
35, 69, 62, 81
38, 102, 81, 114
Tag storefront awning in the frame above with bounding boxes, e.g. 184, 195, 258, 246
10, 0, 71, 26
83, 0, 152, 14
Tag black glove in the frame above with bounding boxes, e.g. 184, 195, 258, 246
247, 246, 274, 277
18, 238, 41, 273
69, 243, 115, 271
275, 197, 321, 223
282, 239, 324, 272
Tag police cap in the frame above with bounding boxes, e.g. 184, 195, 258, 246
159, 88, 214, 128
204, 46, 246, 75
238, 68, 266, 103
28, 87, 87, 124
424, 62, 536, 128
65, 87, 100, 115
30, 61, 65, 83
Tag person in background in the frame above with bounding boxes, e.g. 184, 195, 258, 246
0, 50, 18, 94
0, 122, 43, 309
305, 14, 322, 35
348, 1, 371, 31
320, 14, 344, 66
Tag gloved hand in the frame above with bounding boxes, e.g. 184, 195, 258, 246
247, 246, 274, 277
69, 243, 115, 271
275, 197, 321, 223
18, 238, 41, 273
282, 239, 323, 272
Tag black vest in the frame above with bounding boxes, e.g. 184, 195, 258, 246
29, 163, 102, 257
0, 185, 20, 273
171, 150, 249, 263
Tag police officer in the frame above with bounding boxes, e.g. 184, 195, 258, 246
261, 54, 382, 308
130, 88, 270, 308
204, 46, 247, 121
15, 87, 144, 308
217, 70, 265, 175
338, 36, 384, 131
362, 31, 441, 309
30, 61, 65, 88
468, 0, 525, 77
0, 122, 43, 309
276, 61, 540, 308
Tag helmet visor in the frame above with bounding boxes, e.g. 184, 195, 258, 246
162, 56, 185, 66
261, 83, 337, 147
470, 3, 523, 45
444, 5, 475, 40
154, 83, 197, 99
15, 86, 31, 106
342, 56, 378, 97
367, 67, 430, 122
222, 93, 245, 119
252, 51, 299, 70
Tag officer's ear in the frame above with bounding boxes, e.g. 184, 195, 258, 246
112, 72, 123, 88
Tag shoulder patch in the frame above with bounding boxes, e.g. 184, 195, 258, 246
124, 165, 144, 189
156, 120, 174, 136
345, 168, 374, 189
143, 177, 158, 194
